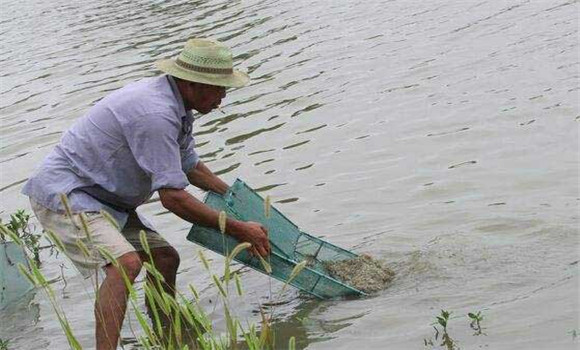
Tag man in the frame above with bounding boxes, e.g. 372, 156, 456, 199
22, 38, 270, 350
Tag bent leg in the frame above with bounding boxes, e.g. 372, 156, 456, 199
29, 201, 142, 349
95, 252, 142, 350
140, 246, 180, 296
138, 247, 180, 324
120, 216, 180, 323
139, 246, 185, 345
120, 215, 186, 342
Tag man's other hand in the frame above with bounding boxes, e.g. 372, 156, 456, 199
232, 221, 270, 257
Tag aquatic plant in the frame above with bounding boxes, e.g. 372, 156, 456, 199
0, 338, 9, 350
436, 310, 451, 330
467, 311, 484, 335
424, 310, 458, 350
0, 209, 42, 266
424, 309, 492, 348
437, 310, 457, 350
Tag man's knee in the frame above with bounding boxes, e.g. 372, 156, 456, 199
111, 252, 143, 281
153, 246, 180, 272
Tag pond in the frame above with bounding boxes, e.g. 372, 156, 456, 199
0, 0, 578, 349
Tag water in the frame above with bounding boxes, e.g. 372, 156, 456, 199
1, 0, 578, 349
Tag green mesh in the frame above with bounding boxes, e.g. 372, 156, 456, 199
187, 179, 366, 299
0, 242, 33, 309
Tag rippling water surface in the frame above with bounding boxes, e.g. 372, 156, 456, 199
1, 0, 578, 349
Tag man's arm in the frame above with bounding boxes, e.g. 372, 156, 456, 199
158, 188, 270, 256
186, 161, 229, 195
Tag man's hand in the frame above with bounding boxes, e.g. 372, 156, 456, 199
230, 221, 270, 257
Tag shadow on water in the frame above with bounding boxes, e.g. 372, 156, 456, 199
252, 296, 368, 350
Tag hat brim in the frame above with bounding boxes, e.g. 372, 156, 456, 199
155, 59, 250, 88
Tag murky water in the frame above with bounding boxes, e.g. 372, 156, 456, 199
1, 0, 578, 349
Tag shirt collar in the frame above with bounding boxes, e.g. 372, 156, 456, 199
166, 75, 194, 122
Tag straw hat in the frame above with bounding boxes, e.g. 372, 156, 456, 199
156, 38, 250, 88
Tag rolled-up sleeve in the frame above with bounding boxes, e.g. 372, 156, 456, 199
121, 113, 189, 191
180, 132, 199, 174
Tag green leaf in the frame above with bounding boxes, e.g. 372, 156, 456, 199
17, 263, 37, 286
46, 230, 66, 253
139, 230, 152, 256
227, 242, 252, 262
234, 273, 244, 296
188, 284, 200, 301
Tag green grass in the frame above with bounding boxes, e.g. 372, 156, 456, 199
0, 209, 42, 266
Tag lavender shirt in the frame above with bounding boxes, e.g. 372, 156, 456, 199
22, 75, 199, 229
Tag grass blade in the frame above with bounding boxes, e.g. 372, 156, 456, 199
234, 273, 244, 296
218, 211, 227, 234
258, 255, 272, 274
212, 274, 228, 298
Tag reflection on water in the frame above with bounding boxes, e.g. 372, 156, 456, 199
1, 0, 578, 348
265, 298, 368, 349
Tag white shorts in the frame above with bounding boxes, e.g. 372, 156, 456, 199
30, 200, 172, 278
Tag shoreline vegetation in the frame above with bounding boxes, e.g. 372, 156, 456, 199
0, 196, 306, 350
0, 210, 43, 266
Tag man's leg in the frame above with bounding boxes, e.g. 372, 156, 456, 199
142, 246, 180, 295
138, 246, 180, 318
29, 201, 142, 350
120, 215, 186, 342
95, 252, 143, 350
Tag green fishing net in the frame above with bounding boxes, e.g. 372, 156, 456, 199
187, 179, 366, 298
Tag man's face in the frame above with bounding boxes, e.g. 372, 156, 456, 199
183, 82, 226, 114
